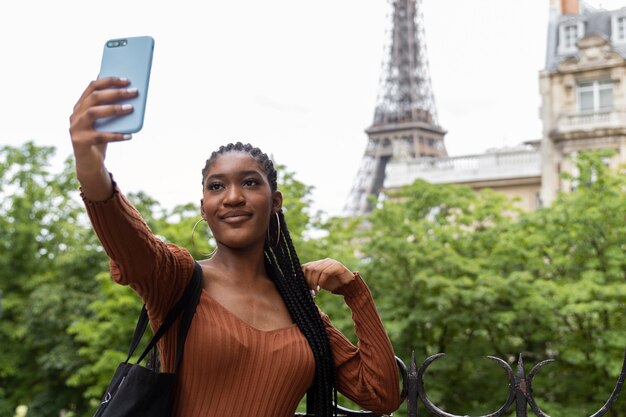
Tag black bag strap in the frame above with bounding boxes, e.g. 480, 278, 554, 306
125, 262, 204, 372
172, 264, 203, 370
127, 305, 150, 359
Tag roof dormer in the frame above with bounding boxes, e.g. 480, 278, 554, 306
558, 20, 585, 55
611, 12, 626, 45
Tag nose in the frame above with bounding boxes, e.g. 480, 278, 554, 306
223, 185, 245, 206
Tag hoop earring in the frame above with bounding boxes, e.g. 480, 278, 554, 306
267, 212, 281, 247
191, 218, 217, 258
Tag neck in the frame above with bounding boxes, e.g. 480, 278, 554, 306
208, 241, 268, 285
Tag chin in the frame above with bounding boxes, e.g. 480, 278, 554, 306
216, 234, 265, 251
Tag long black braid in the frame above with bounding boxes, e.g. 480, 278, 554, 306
202, 142, 337, 416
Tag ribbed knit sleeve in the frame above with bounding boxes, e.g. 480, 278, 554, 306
320, 273, 401, 414
81, 177, 195, 325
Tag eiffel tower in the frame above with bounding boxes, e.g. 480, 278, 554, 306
345, 0, 447, 215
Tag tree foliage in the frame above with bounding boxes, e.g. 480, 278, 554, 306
0, 143, 624, 417
0, 142, 108, 416
357, 151, 625, 416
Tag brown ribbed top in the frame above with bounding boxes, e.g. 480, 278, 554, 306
82, 179, 401, 417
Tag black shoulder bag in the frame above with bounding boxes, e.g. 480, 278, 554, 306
93, 262, 204, 417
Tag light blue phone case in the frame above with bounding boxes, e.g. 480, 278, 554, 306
94, 36, 154, 134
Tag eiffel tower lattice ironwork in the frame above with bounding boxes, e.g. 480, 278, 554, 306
345, 0, 447, 215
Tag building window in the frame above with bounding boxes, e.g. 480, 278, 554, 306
577, 80, 613, 112
564, 25, 578, 48
612, 15, 626, 44
558, 21, 584, 54
535, 193, 543, 209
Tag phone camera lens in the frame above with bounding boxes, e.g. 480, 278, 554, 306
121, 40, 128, 46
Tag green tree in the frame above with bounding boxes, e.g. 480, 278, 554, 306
354, 151, 625, 416
0, 142, 108, 416
492, 151, 626, 416
358, 180, 519, 415
4, 142, 623, 417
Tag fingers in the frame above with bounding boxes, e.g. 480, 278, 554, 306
72, 131, 132, 152
71, 87, 137, 124
70, 77, 137, 132
70, 103, 134, 143
301, 258, 354, 295
79, 103, 134, 126
90, 132, 133, 145
74, 77, 131, 110
70, 78, 135, 186
89, 87, 139, 108
302, 261, 325, 296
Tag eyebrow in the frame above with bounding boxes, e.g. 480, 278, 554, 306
205, 170, 264, 181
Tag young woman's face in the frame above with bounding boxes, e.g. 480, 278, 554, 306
201, 152, 281, 250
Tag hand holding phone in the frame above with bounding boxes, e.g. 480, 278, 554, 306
94, 36, 154, 134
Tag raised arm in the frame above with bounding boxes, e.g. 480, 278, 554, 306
69, 77, 137, 201
69, 78, 195, 323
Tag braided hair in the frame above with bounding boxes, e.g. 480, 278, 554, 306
201, 142, 337, 416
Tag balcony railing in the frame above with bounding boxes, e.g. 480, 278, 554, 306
384, 150, 541, 188
556, 110, 626, 133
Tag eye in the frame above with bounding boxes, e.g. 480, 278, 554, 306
243, 178, 260, 187
207, 182, 224, 191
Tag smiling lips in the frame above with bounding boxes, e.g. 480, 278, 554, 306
220, 210, 253, 223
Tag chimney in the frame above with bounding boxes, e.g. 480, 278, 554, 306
561, 0, 580, 15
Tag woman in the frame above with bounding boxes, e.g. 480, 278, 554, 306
70, 77, 401, 417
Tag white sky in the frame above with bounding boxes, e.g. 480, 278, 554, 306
1, 0, 624, 216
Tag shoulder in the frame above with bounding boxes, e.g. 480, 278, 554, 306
197, 259, 218, 280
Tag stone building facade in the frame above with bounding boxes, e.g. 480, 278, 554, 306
383, 0, 626, 211
540, 0, 626, 205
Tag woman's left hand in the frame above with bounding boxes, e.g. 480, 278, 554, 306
301, 258, 355, 295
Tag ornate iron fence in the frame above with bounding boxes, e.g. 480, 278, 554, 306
297, 348, 626, 417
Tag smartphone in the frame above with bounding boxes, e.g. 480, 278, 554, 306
94, 36, 155, 134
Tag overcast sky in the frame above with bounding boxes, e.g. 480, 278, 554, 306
1, 0, 624, 216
